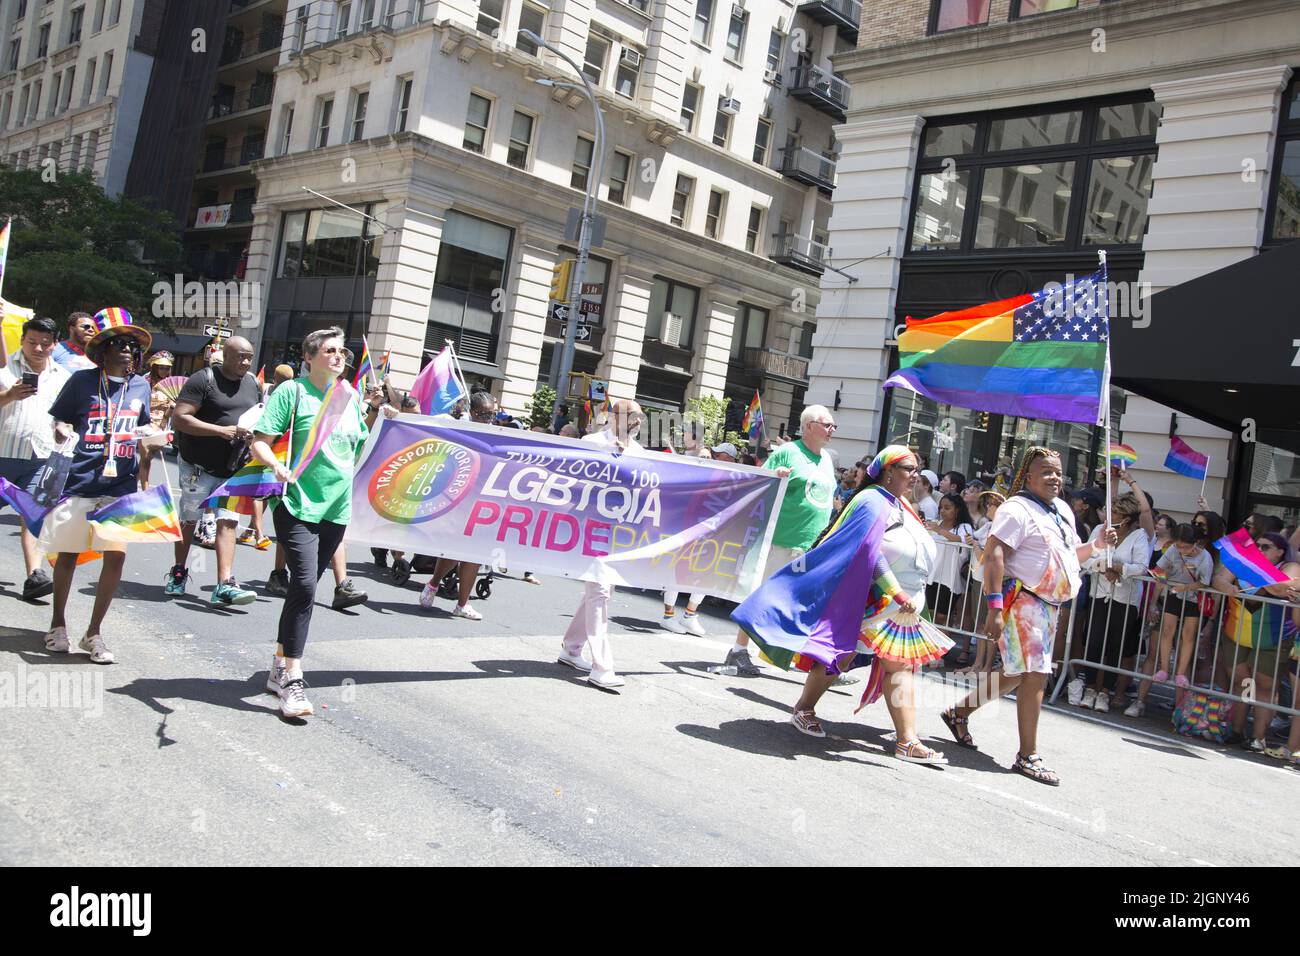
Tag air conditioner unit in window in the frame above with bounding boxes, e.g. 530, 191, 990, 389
718, 97, 740, 115
661, 312, 684, 347
762, 68, 777, 84
732, 3, 745, 19
620, 47, 642, 67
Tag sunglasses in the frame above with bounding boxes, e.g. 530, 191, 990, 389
318, 346, 347, 356
106, 338, 136, 350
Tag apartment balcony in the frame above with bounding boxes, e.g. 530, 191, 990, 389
199, 137, 266, 175
798, 0, 862, 44
788, 63, 849, 122
208, 83, 273, 121
779, 145, 836, 194
289, 0, 431, 55
769, 233, 828, 277
742, 348, 809, 386
219, 26, 283, 67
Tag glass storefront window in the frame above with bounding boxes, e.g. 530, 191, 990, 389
277, 210, 307, 278
910, 170, 969, 251
301, 207, 365, 277
1096, 101, 1161, 141
922, 122, 977, 158
975, 161, 1075, 248
1272, 140, 1300, 240
1250, 442, 1300, 499
428, 211, 512, 358
1082, 154, 1153, 245
988, 110, 1082, 151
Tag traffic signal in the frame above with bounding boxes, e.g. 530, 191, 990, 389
549, 258, 575, 303
976, 412, 990, 430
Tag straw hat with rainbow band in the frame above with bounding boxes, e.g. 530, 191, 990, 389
86, 306, 152, 362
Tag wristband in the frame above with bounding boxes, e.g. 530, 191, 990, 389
986, 593, 1004, 610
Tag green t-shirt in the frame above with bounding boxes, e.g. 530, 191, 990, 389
765, 439, 836, 550
255, 379, 369, 524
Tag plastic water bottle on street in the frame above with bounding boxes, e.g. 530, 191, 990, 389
707, 665, 738, 676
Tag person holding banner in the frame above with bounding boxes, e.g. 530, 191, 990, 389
41, 308, 155, 663
0, 316, 70, 600
939, 447, 1116, 786
249, 327, 381, 718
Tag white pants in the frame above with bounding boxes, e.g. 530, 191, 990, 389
563, 581, 615, 676
663, 590, 704, 610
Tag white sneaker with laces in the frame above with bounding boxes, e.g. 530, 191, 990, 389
681, 614, 707, 637
44, 626, 69, 653
452, 603, 482, 621
1124, 699, 1145, 717
278, 676, 313, 718
557, 649, 593, 673
587, 670, 625, 690
1080, 688, 1096, 709
1066, 676, 1085, 706
419, 582, 438, 609
266, 655, 286, 694
662, 614, 687, 634
79, 633, 114, 664
1093, 693, 1110, 713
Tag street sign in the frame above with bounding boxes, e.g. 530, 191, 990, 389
551, 302, 595, 325
203, 324, 232, 338
563, 207, 608, 247
558, 323, 591, 342
580, 283, 603, 295
578, 300, 602, 317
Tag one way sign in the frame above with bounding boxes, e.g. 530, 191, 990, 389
558, 322, 590, 342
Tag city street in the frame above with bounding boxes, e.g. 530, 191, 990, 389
1, 464, 1294, 867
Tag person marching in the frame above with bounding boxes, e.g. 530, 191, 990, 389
164, 336, 263, 606
0, 316, 71, 599
939, 446, 1116, 786
41, 308, 155, 663
249, 327, 381, 718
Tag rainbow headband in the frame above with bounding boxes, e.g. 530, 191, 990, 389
867, 445, 914, 479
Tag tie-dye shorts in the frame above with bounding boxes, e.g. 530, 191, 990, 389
999, 586, 1060, 677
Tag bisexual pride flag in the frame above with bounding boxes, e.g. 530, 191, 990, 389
0, 475, 52, 532
87, 484, 182, 543
1164, 436, 1209, 480
410, 344, 466, 416
1214, 528, 1289, 592
884, 268, 1109, 424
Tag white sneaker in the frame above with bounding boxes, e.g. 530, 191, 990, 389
587, 670, 625, 690
662, 614, 687, 634
1066, 676, 1085, 706
556, 649, 593, 673
1080, 688, 1096, 709
1093, 693, 1110, 713
266, 655, 285, 694
681, 614, 707, 637
78, 633, 114, 664
278, 676, 313, 718
1124, 699, 1145, 718
452, 603, 482, 621
419, 582, 438, 609
44, 626, 69, 653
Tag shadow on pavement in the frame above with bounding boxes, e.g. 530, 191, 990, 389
608, 615, 663, 634
1121, 736, 1207, 759
676, 718, 878, 764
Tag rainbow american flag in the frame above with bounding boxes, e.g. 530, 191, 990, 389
352, 337, 374, 390
87, 484, 182, 543
1108, 443, 1138, 468
741, 391, 764, 443
884, 267, 1109, 424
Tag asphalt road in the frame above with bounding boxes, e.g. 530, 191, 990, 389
1, 460, 1295, 866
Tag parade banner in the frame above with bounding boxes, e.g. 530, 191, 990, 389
346, 417, 786, 599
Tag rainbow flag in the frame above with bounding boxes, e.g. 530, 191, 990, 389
1214, 528, 1289, 592
884, 267, 1109, 424
410, 345, 465, 416
741, 391, 764, 443
292, 378, 356, 479
202, 431, 290, 514
87, 484, 182, 543
1164, 436, 1209, 480
0, 218, 10, 297
376, 350, 391, 382
1108, 442, 1138, 468
0, 475, 52, 531
352, 337, 374, 390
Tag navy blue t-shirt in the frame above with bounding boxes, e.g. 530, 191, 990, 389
48, 368, 152, 498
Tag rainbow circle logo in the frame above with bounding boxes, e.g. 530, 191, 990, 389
367, 438, 480, 524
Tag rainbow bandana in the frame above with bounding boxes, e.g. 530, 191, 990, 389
866, 445, 914, 480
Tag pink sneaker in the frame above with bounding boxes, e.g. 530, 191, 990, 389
1153, 669, 1169, 683
1174, 674, 1190, 689
419, 582, 437, 609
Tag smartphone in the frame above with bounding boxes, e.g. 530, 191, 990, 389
21, 372, 38, 389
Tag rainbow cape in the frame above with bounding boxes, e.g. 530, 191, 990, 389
741, 391, 764, 444
883, 267, 1109, 424
87, 484, 182, 543
732, 486, 900, 676
1214, 527, 1289, 592
352, 337, 374, 390
1108, 442, 1137, 468
1164, 436, 1208, 480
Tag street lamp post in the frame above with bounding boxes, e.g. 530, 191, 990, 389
522, 29, 606, 428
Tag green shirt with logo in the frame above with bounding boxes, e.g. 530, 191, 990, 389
765, 439, 836, 550
256, 379, 369, 524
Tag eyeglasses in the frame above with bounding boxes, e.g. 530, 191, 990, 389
812, 421, 837, 431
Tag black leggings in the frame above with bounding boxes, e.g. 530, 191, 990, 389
1080, 597, 1140, 689
272, 505, 347, 659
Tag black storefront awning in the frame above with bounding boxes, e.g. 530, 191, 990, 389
145, 332, 216, 356
1110, 239, 1300, 451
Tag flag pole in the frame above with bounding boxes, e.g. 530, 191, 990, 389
1200, 454, 1209, 500
1099, 249, 1113, 569
444, 338, 471, 406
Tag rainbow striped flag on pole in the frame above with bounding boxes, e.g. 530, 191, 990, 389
741, 391, 764, 444
1108, 442, 1138, 468
884, 268, 1109, 424
352, 337, 374, 390
87, 484, 182, 543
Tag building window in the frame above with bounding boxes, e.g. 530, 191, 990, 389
36, 23, 50, 58
730, 304, 768, 359
17, 86, 29, 125
583, 34, 609, 85
1267, 75, 1300, 242
7, 40, 20, 73
91, 0, 104, 32
908, 97, 1159, 254
608, 149, 632, 205
15, 0, 26, 20
724, 7, 746, 62
517, 3, 544, 55
704, 188, 726, 239
693, 0, 712, 45
60, 65, 73, 111
0, 93, 10, 130
615, 47, 641, 99
280, 104, 294, 154
477, 0, 503, 38
745, 205, 763, 253
679, 82, 700, 132
394, 76, 412, 131
506, 110, 534, 169
48, 72, 60, 117
753, 117, 772, 166
712, 103, 731, 148
349, 89, 368, 142
68, 6, 84, 44
108, 0, 120, 27
277, 204, 385, 279
671, 174, 693, 228
358, 0, 376, 31
1012, 0, 1078, 18
336, 1, 352, 37
463, 92, 491, 153
645, 277, 699, 350
766, 30, 782, 74
315, 97, 333, 147
428, 210, 514, 363
83, 57, 96, 102
929, 0, 991, 33
100, 51, 112, 96
570, 135, 594, 190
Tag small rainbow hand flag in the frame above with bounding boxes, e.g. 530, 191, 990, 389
741, 391, 764, 443
352, 337, 374, 390
1214, 528, 1289, 592
1108, 443, 1138, 468
87, 484, 182, 544
1164, 435, 1209, 480
376, 349, 391, 382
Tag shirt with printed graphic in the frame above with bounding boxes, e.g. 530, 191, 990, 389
48, 368, 152, 498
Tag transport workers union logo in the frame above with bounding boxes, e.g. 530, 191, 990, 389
368, 438, 479, 524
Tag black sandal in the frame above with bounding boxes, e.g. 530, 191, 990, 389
1013, 752, 1060, 786
941, 708, 977, 750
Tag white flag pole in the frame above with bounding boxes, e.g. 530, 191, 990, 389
1099, 249, 1113, 568
444, 338, 471, 406
1200, 453, 1210, 501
